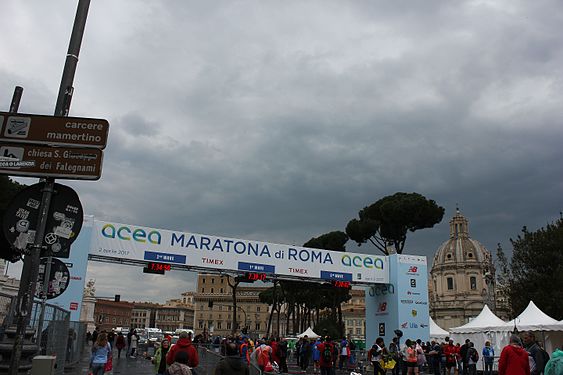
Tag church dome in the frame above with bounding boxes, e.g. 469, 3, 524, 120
429, 208, 497, 330
431, 209, 492, 270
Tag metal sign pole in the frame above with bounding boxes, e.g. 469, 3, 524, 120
36, 0, 91, 350
9, 1, 91, 373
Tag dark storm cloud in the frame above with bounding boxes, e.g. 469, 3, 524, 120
2, 0, 562, 301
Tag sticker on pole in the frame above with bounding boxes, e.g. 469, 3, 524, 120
35, 257, 71, 299
2, 182, 83, 257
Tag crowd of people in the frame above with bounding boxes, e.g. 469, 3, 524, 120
362, 331, 559, 375
84, 326, 563, 375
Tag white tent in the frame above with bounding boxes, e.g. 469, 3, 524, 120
430, 317, 449, 340
494, 301, 563, 354
450, 305, 507, 333
450, 305, 508, 362
297, 327, 319, 339
450, 302, 563, 357
496, 301, 562, 331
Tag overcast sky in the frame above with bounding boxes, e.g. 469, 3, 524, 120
2, 0, 562, 303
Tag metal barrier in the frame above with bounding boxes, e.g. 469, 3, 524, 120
65, 321, 87, 366
195, 343, 263, 375
0, 291, 80, 375
196, 345, 225, 375
0, 293, 16, 341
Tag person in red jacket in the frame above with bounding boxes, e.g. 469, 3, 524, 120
166, 331, 199, 368
270, 338, 280, 367
498, 335, 530, 375
317, 337, 335, 375
443, 340, 457, 375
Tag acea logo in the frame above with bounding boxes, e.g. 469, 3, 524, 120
101, 224, 161, 244
341, 254, 384, 269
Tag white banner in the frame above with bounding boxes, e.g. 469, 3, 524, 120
90, 220, 389, 284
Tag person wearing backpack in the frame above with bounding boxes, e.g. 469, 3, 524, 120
523, 331, 547, 375
368, 337, 387, 375
428, 340, 442, 375
214, 342, 249, 375
482, 341, 495, 375
389, 337, 401, 375
466, 342, 479, 375
299, 336, 312, 371
317, 336, 335, 375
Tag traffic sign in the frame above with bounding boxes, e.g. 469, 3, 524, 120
0, 111, 109, 149
36, 257, 70, 299
2, 182, 83, 256
0, 143, 103, 180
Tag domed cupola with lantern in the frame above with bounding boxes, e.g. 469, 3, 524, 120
429, 208, 497, 330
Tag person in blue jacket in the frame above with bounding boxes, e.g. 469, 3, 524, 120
312, 337, 322, 373
90, 332, 111, 375
482, 341, 495, 375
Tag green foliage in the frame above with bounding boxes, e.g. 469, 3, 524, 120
313, 317, 341, 339
508, 218, 563, 320
0, 176, 25, 210
303, 231, 348, 252
0, 177, 26, 262
259, 231, 352, 336
346, 192, 444, 254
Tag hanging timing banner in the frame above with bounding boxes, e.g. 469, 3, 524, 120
90, 220, 389, 284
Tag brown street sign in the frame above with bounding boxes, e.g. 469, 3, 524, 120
0, 111, 109, 149
0, 143, 103, 180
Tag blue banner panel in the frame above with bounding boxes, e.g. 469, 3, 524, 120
238, 262, 275, 273
365, 254, 429, 348
48, 215, 93, 321
320, 270, 353, 281
144, 251, 186, 264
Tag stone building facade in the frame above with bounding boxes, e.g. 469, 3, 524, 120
429, 209, 499, 330
342, 289, 366, 341
193, 274, 272, 338
131, 302, 160, 329
93, 298, 134, 332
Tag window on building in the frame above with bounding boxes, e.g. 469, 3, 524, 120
203, 278, 206, 283
228, 306, 232, 311
221, 278, 224, 284
256, 306, 260, 312
217, 322, 222, 329
447, 277, 454, 290
356, 328, 361, 335
112, 318, 116, 323
470, 276, 477, 290
256, 323, 261, 331
201, 288, 205, 293
211, 288, 214, 293
227, 322, 231, 330
220, 288, 223, 293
